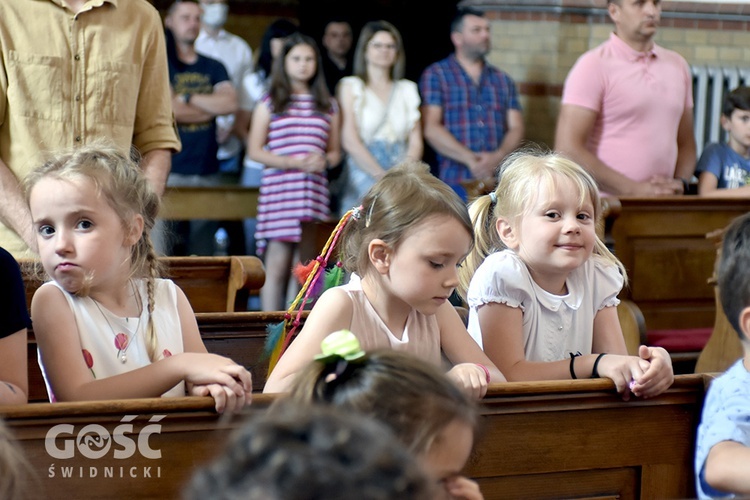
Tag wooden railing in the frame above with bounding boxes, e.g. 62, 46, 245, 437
160, 186, 258, 220
2, 374, 707, 499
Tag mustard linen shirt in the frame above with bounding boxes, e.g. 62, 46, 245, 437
0, 0, 180, 254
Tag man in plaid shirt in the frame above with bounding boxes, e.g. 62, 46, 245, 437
420, 7, 524, 196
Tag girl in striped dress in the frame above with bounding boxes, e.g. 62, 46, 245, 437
248, 33, 341, 311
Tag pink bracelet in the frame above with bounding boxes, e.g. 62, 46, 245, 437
475, 363, 491, 384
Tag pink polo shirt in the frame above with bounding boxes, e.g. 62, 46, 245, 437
562, 33, 693, 183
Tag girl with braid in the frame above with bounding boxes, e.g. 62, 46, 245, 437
24, 144, 252, 413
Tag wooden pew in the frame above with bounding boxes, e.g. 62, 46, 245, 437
195, 311, 310, 392
20, 256, 265, 313
2, 397, 244, 499
617, 299, 647, 355
2, 375, 707, 499
299, 219, 338, 265
160, 186, 259, 220
470, 375, 704, 498
695, 287, 743, 373
608, 196, 750, 370
694, 228, 743, 373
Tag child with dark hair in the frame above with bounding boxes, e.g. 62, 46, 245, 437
697, 86, 750, 196
185, 401, 435, 500
695, 212, 750, 497
286, 330, 484, 500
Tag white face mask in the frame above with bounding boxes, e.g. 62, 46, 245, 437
201, 3, 228, 28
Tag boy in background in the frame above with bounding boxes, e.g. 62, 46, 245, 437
697, 86, 750, 196
694, 213, 750, 498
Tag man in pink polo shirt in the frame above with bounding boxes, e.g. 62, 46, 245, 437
555, 0, 696, 196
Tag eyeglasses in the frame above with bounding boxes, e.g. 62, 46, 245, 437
368, 42, 397, 51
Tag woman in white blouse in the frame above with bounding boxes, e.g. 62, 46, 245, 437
336, 20, 422, 215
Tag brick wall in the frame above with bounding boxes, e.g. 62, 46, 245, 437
463, 0, 750, 147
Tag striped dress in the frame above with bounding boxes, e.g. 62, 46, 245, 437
254, 93, 336, 253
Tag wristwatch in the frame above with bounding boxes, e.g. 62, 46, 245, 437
180, 93, 192, 104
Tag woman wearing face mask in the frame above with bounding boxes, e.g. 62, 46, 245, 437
200, 1, 229, 29
195, 0, 254, 175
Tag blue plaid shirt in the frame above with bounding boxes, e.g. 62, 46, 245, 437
419, 54, 521, 187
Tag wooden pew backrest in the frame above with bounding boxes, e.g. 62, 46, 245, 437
19, 256, 265, 313
164, 256, 264, 312
610, 196, 750, 331
695, 229, 744, 373
161, 186, 259, 220
472, 375, 704, 498
695, 286, 743, 373
618, 299, 647, 355
2, 397, 249, 500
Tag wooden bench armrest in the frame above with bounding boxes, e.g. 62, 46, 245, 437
617, 299, 647, 356
227, 255, 265, 311
694, 228, 743, 373
229, 256, 265, 292
695, 287, 743, 373
20, 256, 267, 314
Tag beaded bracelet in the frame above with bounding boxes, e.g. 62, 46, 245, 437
475, 363, 491, 384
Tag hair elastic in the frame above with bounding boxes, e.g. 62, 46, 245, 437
323, 359, 351, 384
350, 205, 363, 220
569, 351, 582, 379
591, 353, 607, 378
488, 192, 497, 204
475, 363, 491, 384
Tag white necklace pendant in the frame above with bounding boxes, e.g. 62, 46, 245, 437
119, 353, 127, 364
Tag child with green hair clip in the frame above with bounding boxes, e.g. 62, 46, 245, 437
286, 330, 485, 500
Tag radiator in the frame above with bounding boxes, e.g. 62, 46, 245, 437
692, 65, 750, 158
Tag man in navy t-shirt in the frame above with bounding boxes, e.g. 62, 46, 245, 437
163, 0, 237, 254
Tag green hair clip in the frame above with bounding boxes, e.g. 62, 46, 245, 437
314, 330, 366, 363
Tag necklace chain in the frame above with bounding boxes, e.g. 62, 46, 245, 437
91, 281, 142, 364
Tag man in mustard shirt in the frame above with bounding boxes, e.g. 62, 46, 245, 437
0, 0, 181, 256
